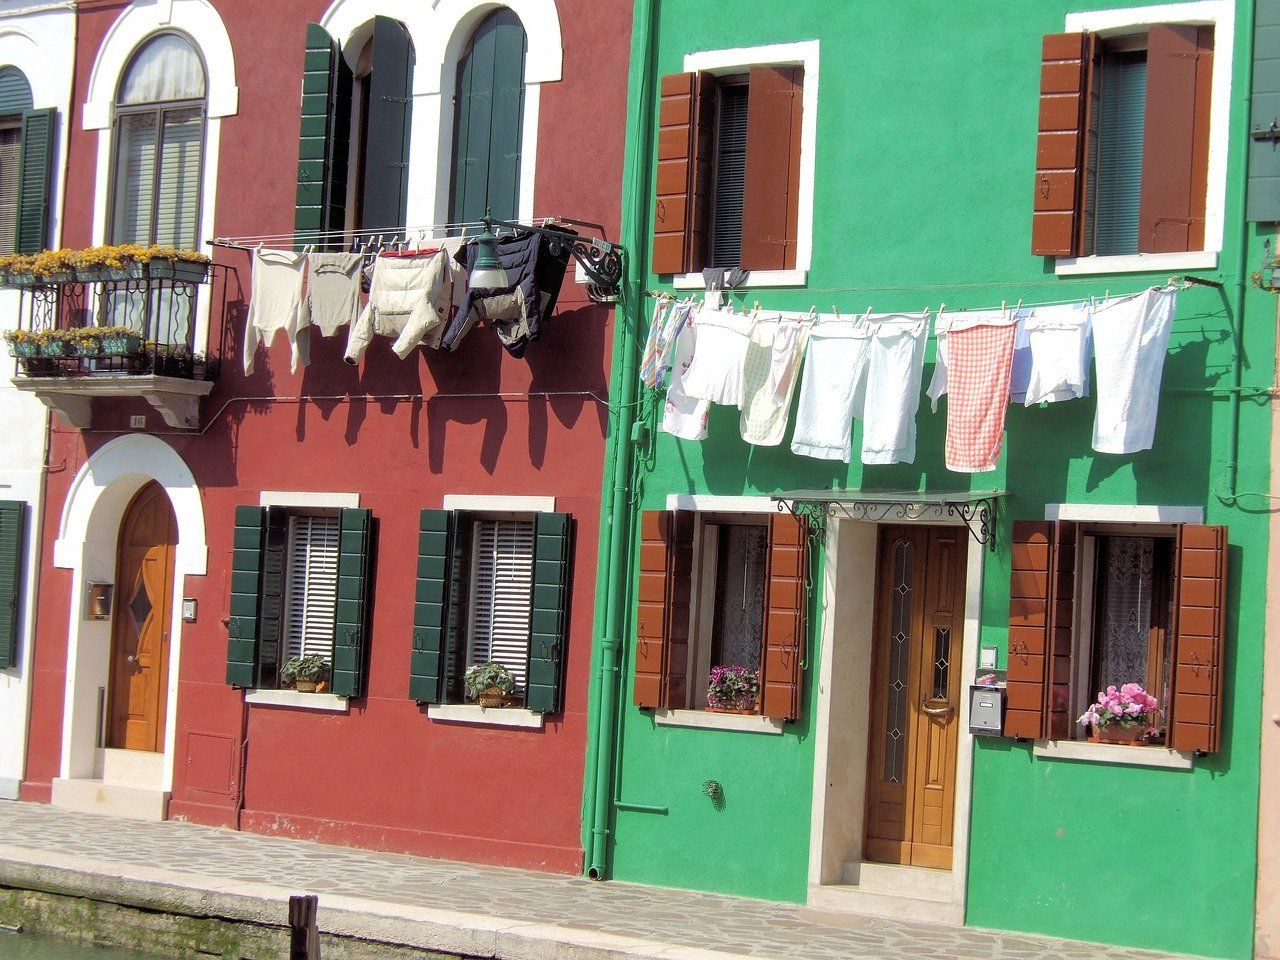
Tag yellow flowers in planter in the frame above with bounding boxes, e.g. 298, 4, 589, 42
0, 245, 211, 278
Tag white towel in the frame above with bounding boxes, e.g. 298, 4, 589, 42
790, 318, 871, 463
1009, 302, 1093, 406
1091, 287, 1177, 454
661, 316, 710, 441
680, 306, 754, 408
853, 312, 930, 465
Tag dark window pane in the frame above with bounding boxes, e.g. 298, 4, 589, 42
709, 522, 767, 670
710, 82, 749, 268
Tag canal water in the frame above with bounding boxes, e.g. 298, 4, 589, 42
0, 933, 167, 959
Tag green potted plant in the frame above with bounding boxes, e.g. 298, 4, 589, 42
3, 328, 40, 358
147, 245, 211, 283
97, 325, 144, 357
706, 665, 761, 714
73, 244, 151, 283
0, 254, 38, 287
32, 249, 77, 285
280, 655, 331, 693
38, 328, 80, 358
464, 661, 517, 708
1079, 684, 1161, 745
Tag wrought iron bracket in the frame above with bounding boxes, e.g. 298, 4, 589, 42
774, 493, 1000, 552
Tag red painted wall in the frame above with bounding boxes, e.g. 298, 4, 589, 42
21, 0, 631, 873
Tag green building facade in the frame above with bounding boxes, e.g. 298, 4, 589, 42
584, 2, 1274, 958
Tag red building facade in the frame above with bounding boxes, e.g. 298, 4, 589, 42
18, 0, 630, 873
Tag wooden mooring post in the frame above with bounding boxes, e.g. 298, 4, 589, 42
288, 894, 321, 960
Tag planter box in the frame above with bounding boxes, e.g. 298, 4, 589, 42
707, 702, 760, 716
75, 263, 146, 284
148, 260, 209, 284
38, 271, 75, 285
1086, 724, 1149, 746
7, 340, 39, 358
9, 271, 39, 288
101, 334, 143, 356
39, 339, 71, 358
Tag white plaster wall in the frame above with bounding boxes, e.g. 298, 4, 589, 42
0, 0, 76, 800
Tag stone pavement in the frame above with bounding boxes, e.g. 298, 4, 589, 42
0, 802, 1194, 960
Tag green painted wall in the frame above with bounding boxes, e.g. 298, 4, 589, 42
595, 1, 1269, 957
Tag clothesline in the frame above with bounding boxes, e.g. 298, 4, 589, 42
211, 215, 594, 252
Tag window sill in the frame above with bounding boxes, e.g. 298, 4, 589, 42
654, 709, 784, 735
244, 689, 350, 713
427, 704, 545, 729
671, 269, 807, 290
1033, 739, 1193, 770
1054, 250, 1218, 277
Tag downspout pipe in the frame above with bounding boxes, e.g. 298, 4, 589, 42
586, 0, 659, 881
1220, 0, 1257, 508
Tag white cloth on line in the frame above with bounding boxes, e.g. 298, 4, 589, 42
680, 306, 754, 408
305, 252, 364, 337
926, 308, 1012, 413
768, 313, 812, 402
790, 318, 872, 463
661, 305, 710, 441
1091, 286, 1178, 454
344, 250, 455, 364
1009, 301, 1093, 406
741, 314, 810, 446
244, 249, 309, 376
852, 312, 930, 465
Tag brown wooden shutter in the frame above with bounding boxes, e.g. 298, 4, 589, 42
1005, 521, 1076, 738
740, 66, 804, 272
652, 74, 696, 276
1169, 524, 1227, 754
1139, 25, 1214, 254
761, 513, 807, 721
1033, 33, 1094, 256
633, 510, 693, 709
688, 74, 717, 274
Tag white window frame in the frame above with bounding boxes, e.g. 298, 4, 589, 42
671, 40, 819, 291
1054, 0, 1233, 277
1033, 503, 1202, 768
426, 493, 558, 728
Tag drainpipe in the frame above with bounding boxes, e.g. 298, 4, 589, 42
585, 0, 659, 881
1219, 0, 1257, 507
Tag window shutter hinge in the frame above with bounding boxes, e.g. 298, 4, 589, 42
1252, 119, 1280, 145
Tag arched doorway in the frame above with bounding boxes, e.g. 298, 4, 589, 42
107, 481, 177, 753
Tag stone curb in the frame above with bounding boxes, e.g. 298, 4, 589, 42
0, 843, 765, 960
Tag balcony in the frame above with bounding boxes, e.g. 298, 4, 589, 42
4, 249, 217, 430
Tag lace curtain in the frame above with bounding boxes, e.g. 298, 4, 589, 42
710, 524, 767, 669
118, 34, 206, 105
1094, 536, 1154, 688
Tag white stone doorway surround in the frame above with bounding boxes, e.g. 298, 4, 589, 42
806, 507, 985, 925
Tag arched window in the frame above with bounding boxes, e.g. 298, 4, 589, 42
0, 65, 54, 255
448, 9, 527, 226
110, 33, 207, 249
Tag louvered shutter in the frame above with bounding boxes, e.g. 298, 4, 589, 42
410, 510, 454, 704
652, 73, 697, 275
761, 512, 806, 721
295, 23, 353, 244
1169, 524, 1227, 754
449, 10, 526, 226
258, 509, 289, 685
154, 107, 203, 249
1138, 25, 1214, 253
362, 16, 413, 233
331, 508, 372, 698
1248, 2, 1280, 220
466, 518, 535, 691
227, 506, 267, 687
282, 514, 340, 663
0, 501, 27, 671
740, 65, 804, 272
708, 82, 748, 269
1005, 521, 1076, 738
527, 512, 571, 714
1032, 34, 1093, 257
1092, 49, 1147, 256
633, 510, 693, 709
15, 107, 54, 255
0, 67, 33, 115
110, 113, 157, 244
0, 126, 23, 255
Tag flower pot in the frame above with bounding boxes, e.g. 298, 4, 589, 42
9, 271, 38, 288
38, 271, 75, 286
477, 686, 507, 708
148, 260, 209, 284
76, 263, 145, 284
8, 340, 39, 358
707, 699, 759, 715
294, 679, 317, 693
40, 339, 71, 358
1087, 724, 1148, 745
101, 334, 143, 357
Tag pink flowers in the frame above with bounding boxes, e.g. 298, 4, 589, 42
1079, 683, 1159, 729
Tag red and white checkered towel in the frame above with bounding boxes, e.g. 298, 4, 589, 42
942, 318, 1018, 473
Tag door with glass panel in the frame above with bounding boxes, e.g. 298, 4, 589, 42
864, 525, 967, 870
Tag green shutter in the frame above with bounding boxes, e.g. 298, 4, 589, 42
332, 508, 372, 698
410, 509, 454, 703
227, 506, 267, 687
16, 107, 54, 255
1251, 0, 1280, 220
361, 16, 413, 233
526, 512, 571, 714
448, 10, 527, 225
295, 23, 352, 245
1092, 51, 1147, 256
0, 67, 33, 116
0, 501, 28, 671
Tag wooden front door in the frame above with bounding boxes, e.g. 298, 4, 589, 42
864, 525, 967, 869
107, 482, 177, 752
